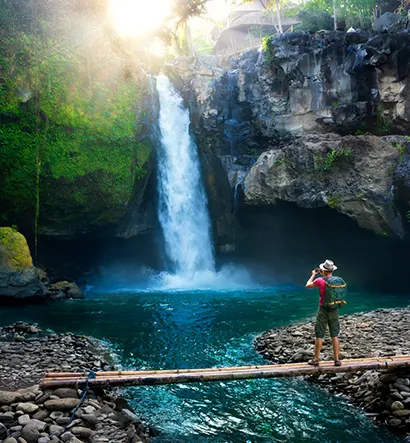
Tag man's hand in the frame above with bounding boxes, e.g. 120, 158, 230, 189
306, 270, 318, 289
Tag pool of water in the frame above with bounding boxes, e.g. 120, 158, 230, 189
1, 287, 409, 442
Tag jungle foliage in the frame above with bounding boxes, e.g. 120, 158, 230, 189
0, 0, 151, 234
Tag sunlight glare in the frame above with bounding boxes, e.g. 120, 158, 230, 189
109, 0, 171, 37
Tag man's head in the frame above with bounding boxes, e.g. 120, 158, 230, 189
319, 259, 337, 277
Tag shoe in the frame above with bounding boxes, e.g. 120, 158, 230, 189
308, 359, 320, 366
334, 360, 342, 367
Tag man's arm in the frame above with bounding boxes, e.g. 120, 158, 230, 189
306, 270, 318, 288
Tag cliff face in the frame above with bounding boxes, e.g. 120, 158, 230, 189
168, 30, 410, 239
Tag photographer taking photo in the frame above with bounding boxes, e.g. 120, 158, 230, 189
305, 259, 347, 367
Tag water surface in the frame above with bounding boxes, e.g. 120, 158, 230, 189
1, 287, 408, 442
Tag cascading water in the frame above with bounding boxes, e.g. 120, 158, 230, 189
155, 75, 215, 279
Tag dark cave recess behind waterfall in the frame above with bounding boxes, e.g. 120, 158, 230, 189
37, 201, 409, 294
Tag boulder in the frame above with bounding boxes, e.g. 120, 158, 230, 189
44, 398, 79, 411
21, 419, 47, 443
0, 228, 47, 300
48, 281, 84, 300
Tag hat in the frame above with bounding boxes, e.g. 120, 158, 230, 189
319, 259, 337, 272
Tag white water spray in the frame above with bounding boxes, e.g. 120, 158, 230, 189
156, 75, 215, 278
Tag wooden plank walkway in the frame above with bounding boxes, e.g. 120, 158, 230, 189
40, 355, 410, 388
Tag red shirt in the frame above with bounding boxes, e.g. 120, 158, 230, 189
313, 277, 326, 306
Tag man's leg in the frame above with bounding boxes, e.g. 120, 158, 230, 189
314, 338, 323, 360
329, 310, 341, 363
311, 308, 326, 363
331, 337, 340, 361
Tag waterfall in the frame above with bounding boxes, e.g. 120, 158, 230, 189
155, 75, 215, 278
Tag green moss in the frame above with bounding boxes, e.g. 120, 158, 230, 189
0, 227, 33, 271
323, 148, 352, 172
0, 17, 152, 226
327, 196, 341, 209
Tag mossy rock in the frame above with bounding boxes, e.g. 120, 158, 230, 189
0, 227, 33, 271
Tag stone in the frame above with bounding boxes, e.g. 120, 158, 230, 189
122, 409, 138, 423
4, 438, 18, 443
44, 399, 79, 412
21, 419, 47, 443
388, 418, 402, 427
0, 413, 14, 422
380, 374, 398, 384
60, 432, 74, 442
38, 438, 50, 443
49, 424, 64, 435
50, 412, 65, 420
81, 414, 99, 426
0, 422, 9, 439
83, 406, 95, 414
53, 389, 78, 400
18, 415, 31, 426
17, 403, 39, 414
393, 392, 404, 400
0, 391, 18, 405
391, 401, 404, 411
70, 426, 93, 438
32, 410, 49, 421
393, 409, 410, 418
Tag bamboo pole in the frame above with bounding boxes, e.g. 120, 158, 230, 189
40, 356, 410, 389
45, 355, 410, 379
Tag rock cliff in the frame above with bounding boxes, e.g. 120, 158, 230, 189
168, 30, 410, 239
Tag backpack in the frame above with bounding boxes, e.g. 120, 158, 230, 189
323, 276, 347, 310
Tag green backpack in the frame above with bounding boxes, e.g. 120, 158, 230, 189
323, 276, 347, 310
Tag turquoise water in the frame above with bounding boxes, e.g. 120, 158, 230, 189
1, 287, 409, 442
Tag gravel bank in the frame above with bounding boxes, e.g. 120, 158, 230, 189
255, 307, 410, 438
0, 322, 151, 443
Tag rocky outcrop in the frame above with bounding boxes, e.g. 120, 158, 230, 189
168, 30, 410, 239
255, 307, 410, 435
0, 323, 151, 442
0, 228, 47, 300
244, 134, 409, 236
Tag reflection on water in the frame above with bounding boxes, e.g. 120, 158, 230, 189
0, 287, 408, 442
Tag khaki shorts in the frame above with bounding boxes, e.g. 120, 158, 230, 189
315, 306, 340, 338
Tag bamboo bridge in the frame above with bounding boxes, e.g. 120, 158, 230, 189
40, 355, 410, 388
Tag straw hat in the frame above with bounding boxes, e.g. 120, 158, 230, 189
319, 259, 337, 272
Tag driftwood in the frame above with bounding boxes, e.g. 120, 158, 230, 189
40, 356, 410, 388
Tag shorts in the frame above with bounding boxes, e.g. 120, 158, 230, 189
315, 306, 340, 338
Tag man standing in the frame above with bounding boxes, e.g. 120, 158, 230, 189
305, 259, 346, 367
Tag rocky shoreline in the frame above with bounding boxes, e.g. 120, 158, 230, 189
0, 322, 151, 443
255, 307, 410, 439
